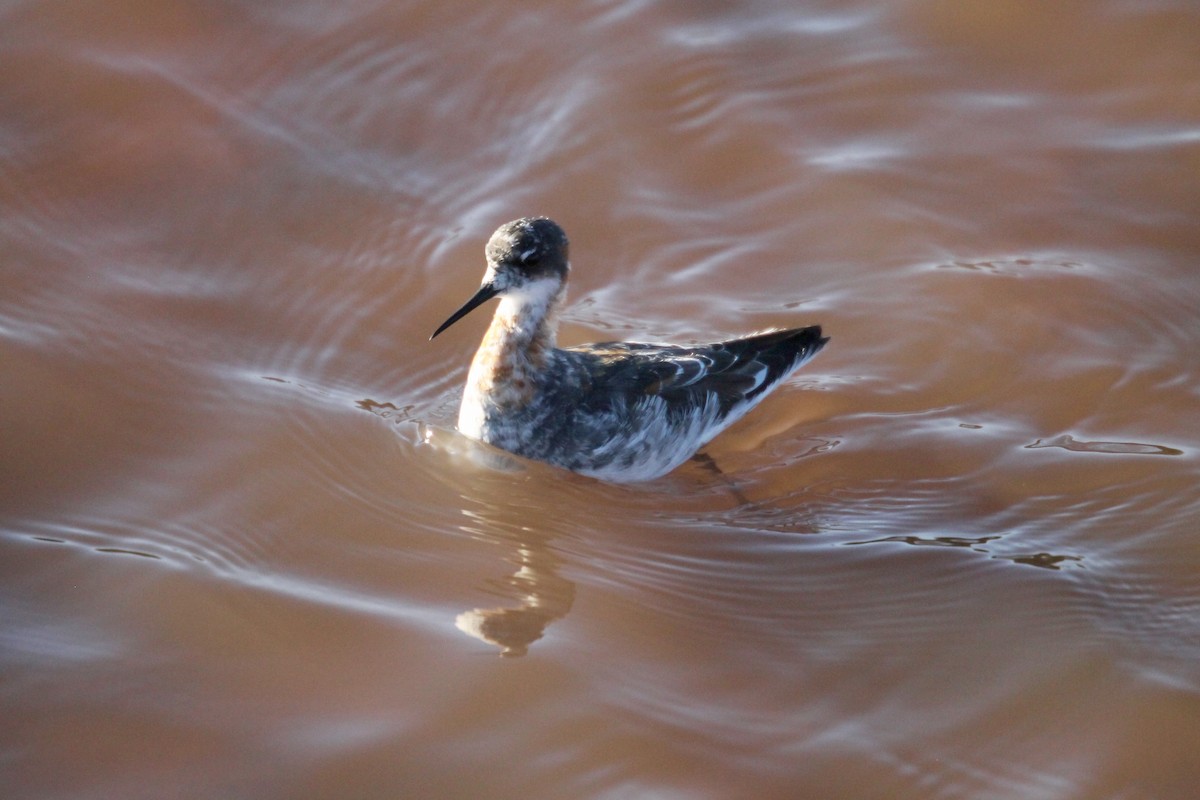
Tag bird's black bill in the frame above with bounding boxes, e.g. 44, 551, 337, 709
429, 283, 499, 340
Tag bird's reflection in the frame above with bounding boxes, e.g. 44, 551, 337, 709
451, 492, 577, 657
414, 426, 577, 656
455, 541, 575, 657
427, 428, 774, 656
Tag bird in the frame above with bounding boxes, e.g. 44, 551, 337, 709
430, 217, 827, 482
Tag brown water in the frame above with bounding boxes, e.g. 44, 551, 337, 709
3, 1, 1199, 798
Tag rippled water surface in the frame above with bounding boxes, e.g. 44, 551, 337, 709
4, 1, 1200, 798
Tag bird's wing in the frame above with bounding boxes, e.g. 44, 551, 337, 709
569, 326, 827, 417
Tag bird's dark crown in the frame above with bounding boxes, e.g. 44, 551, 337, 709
486, 217, 570, 280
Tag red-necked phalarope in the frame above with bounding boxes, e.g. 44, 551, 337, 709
430, 217, 828, 482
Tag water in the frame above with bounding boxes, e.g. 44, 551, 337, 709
3, 1, 1199, 798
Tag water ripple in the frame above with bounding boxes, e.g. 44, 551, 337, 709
1027, 433, 1184, 457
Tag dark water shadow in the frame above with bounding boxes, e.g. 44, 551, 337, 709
846, 533, 1084, 571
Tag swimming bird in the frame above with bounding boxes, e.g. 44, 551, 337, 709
430, 217, 827, 482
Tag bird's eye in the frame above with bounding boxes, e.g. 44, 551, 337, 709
518, 248, 539, 265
